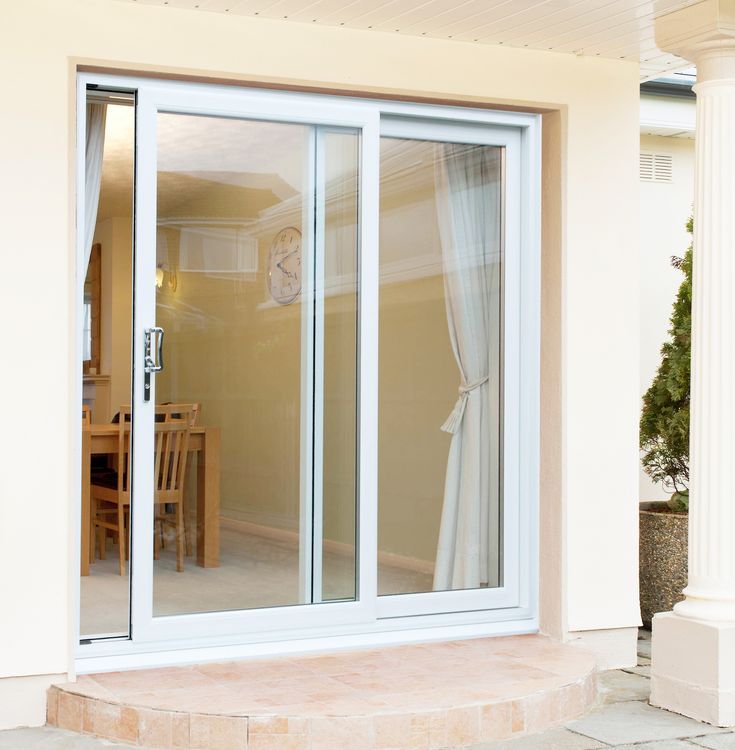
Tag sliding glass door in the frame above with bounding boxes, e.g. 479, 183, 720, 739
78, 73, 538, 653
129, 84, 378, 642
376, 118, 525, 619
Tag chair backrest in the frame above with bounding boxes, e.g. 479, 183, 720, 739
160, 402, 200, 426
111, 405, 192, 498
82, 404, 91, 426
154, 419, 191, 501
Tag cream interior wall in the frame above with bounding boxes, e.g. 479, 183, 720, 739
107, 196, 453, 565
639, 134, 695, 502
0, 0, 641, 697
94, 217, 132, 419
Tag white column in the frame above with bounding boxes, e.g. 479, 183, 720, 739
652, 1, 735, 726
676, 45, 735, 623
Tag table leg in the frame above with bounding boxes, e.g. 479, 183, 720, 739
81, 429, 91, 576
196, 427, 220, 567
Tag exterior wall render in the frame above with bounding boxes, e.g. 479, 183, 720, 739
0, 0, 640, 700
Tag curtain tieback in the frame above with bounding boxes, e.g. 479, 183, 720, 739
440, 375, 489, 434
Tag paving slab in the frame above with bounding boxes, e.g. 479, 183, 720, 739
623, 663, 652, 677
690, 735, 735, 748
0, 727, 136, 749
612, 741, 703, 750
597, 669, 651, 703
567, 700, 728, 745
469, 727, 606, 749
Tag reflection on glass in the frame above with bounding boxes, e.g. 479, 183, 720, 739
378, 137, 503, 596
321, 130, 359, 602
80, 100, 135, 640
152, 114, 359, 616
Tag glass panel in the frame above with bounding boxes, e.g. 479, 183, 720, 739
378, 137, 503, 596
321, 130, 359, 602
80, 99, 135, 639
152, 113, 359, 616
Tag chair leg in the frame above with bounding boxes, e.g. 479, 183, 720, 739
176, 501, 184, 572
184, 492, 193, 558
117, 503, 125, 576
90, 499, 97, 564
124, 510, 130, 561
98, 522, 106, 560
182, 453, 194, 557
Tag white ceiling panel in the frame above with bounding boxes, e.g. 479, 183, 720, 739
119, 0, 701, 80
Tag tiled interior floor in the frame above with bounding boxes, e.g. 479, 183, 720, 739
81, 524, 433, 636
8, 631, 735, 748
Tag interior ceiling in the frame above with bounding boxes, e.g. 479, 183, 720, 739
118, 0, 699, 81
97, 102, 431, 223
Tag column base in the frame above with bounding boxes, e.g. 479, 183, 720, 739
651, 611, 735, 726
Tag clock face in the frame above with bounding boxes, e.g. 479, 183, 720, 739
268, 227, 302, 305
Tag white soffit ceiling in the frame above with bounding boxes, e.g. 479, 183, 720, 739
118, 0, 700, 81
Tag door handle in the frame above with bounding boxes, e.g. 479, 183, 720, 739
143, 327, 164, 402
145, 327, 164, 373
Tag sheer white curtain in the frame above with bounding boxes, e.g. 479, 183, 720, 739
84, 103, 107, 272
433, 143, 502, 591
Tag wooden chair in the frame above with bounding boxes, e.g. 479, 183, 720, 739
82, 404, 91, 425
162, 403, 200, 556
92, 406, 192, 574
91, 409, 131, 575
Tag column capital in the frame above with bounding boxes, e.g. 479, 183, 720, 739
656, 0, 735, 80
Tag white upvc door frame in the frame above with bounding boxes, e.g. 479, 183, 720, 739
75, 71, 539, 668
131, 78, 379, 643
376, 116, 529, 620
297, 124, 317, 605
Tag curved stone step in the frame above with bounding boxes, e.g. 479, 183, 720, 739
47, 635, 596, 749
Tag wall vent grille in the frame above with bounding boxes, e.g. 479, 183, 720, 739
640, 152, 673, 182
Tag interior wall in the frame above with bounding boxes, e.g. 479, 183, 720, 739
1, 0, 641, 697
638, 134, 695, 502
150, 224, 454, 563
156, 233, 304, 531
95, 216, 132, 419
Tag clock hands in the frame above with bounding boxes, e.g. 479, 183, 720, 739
276, 249, 300, 278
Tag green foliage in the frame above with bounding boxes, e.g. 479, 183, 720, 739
640, 217, 692, 509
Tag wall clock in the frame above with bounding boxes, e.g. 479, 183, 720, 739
267, 226, 302, 305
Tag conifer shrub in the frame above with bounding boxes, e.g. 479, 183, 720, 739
640, 217, 692, 511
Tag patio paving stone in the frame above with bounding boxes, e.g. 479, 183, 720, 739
468, 727, 606, 749
623, 664, 652, 677
638, 631, 652, 658
0, 726, 135, 749
597, 669, 651, 703
690, 735, 735, 748
612, 741, 705, 749
567, 701, 728, 746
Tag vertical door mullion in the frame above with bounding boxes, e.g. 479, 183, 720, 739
129, 90, 157, 638
357, 113, 380, 609
298, 127, 317, 604
311, 128, 326, 603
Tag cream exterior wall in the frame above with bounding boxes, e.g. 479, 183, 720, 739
0, 0, 641, 715
639, 133, 695, 502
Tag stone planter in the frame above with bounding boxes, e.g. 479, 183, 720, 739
639, 501, 688, 629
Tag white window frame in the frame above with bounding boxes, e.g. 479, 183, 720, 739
74, 72, 540, 673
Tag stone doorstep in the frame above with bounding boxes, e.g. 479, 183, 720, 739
46, 637, 597, 749
48, 678, 595, 750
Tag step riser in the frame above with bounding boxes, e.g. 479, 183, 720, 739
47, 676, 596, 749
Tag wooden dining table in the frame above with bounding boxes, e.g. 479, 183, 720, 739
81, 423, 221, 576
